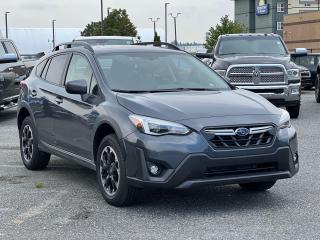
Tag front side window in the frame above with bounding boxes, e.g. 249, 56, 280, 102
217, 36, 288, 56
97, 52, 230, 92
45, 54, 69, 85
277, 3, 284, 12
3, 41, 18, 56
0, 43, 5, 57
65, 54, 94, 93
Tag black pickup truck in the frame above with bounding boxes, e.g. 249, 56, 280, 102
0, 39, 34, 111
207, 34, 302, 118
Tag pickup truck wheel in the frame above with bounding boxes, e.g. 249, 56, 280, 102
239, 181, 276, 191
19, 117, 51, 170
286, 104, 300, 119
96, 134, 138, 206
315, 75, 320, 103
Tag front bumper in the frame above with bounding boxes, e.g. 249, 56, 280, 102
123, 126, 298, 189
237, 84, 301, 107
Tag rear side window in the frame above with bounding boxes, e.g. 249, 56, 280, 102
45, 54, 69, 85
36, 60, 47, 77
3, 41, 18, 56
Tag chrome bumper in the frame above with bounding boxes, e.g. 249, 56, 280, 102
237, 83, 301, 102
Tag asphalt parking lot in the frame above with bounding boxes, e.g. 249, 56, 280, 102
0, 91, 319, 240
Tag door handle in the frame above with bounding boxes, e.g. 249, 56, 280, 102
31, 89, 37, 97
55, 96, 63, 104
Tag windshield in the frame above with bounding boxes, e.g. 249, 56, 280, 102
217, 36, 288, 56
292, 55, 318, 67
76, 39, 134, 46
97, 52, 231, 92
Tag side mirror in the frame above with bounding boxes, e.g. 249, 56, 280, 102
0, 53, 18, 64
65, 80, 87, 95
195, 53, 215, 61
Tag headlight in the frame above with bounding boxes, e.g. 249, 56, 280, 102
279, 109, 291, 129
287, 69, 300, 81
129, 115, 190, 136
215, 70, 226, 77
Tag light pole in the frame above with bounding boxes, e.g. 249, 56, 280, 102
169, 13, 181, 46
5, 12, 10, 39
165, 3, 170, 43
149, 17, 160, 37
100, 0, 104, 35
52, 20, 56, 48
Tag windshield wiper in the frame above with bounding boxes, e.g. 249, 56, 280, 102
150, 88, 218, 92
219, 53, 243, 56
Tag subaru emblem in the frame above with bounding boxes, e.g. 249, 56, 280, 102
235, 128, 250, 137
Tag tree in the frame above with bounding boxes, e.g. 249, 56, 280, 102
153, 32, 161, 45
82, 9, 137, 37
204, 15, 247, 51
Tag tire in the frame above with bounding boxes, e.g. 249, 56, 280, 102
315, 75, 320, 103
286, 104, 300, 119
239, 181, 276, 191
19, 116, 51, 170
96, 134, 138, 207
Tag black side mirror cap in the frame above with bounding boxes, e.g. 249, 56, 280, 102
0, 53, 18, 64
195, 53, 215, 61
65, 80, 87, 95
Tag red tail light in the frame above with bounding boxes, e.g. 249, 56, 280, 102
20, 80, 26, 91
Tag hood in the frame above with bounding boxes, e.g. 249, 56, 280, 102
213, 55, 298, 70
117, 89, 280, 122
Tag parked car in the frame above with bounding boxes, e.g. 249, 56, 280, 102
297, 65, 312, 89
0, 39, 34, 111
17, 42, 299, 206
73, 36, 137, 46
209, 34, 302, 118
292, 53, 319, 89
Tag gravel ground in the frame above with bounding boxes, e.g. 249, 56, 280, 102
0, 91, 319, 240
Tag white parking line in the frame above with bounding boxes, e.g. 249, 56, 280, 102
12, 190, 67, 225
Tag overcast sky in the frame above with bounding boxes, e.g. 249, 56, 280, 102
1, 0, 234, 42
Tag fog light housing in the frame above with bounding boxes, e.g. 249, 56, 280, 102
293, 152, 299, 169
291, 88, 300, 94
147, 162, 162, 176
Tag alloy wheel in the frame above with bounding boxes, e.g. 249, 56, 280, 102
100, 146, 120, 197
22, 125, 34, 162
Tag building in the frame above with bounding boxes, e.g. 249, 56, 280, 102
284, 11, 320, 52
288, 0, 320, 14
234, 0, 288, 36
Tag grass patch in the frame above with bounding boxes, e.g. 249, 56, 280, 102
35, 182, 45, 189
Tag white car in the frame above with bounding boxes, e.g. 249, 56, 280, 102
73, 36, 137, 46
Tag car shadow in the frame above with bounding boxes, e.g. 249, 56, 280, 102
0, 108, 17, 123
45, 159, 288, 215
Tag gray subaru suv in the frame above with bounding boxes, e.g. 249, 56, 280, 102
17, 42, 299, 206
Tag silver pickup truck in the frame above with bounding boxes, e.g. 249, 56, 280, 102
210, 34, 302, 118
0, 39, 36, 111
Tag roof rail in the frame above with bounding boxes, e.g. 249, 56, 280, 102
133, 42, 181, 51
53, 41, 94, 53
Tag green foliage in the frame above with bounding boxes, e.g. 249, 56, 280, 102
82, 9, 137, 37
35, 182, 45, 189
204, 15, 247, 51
153, 32, 161, 45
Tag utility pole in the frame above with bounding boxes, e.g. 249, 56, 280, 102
100, 0, 104, 35
5, 12, 10, 39
52, 20, 56, 48
149, 18, 160, 37
169, 13, 181, 46
165, 3, 170, 43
